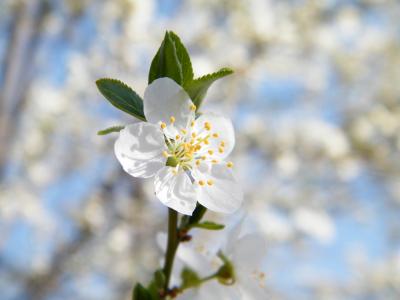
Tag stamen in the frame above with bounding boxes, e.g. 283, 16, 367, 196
160, 122, 167, 129
181, 129, 187, 135
220, 141, 225, 147
226, 161, 234, 168
218, 147, 224, 153
204, 122, 211, 131
212, 133, 219, 138
212, 159, 218, 164
198, 180, 205, 186
191, 121, 195, 127
175, 135, 180, 140
207, 179, 214, 186
201, 156, 206, 160
170, 116, 175, 124
191, 132, 197, 138
190, 104, 197, 111
204, 139, 209, 145
172, 169, 178, 175
208, 150, 214, 155
196, 160, 201, 166
162, 151, 169, 158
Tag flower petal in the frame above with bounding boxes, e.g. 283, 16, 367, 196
192, 163, 243, 214
193, 113, 235, 160
114, 122, 167, 178
154, 167, 197, 215
144, 77, 194, 137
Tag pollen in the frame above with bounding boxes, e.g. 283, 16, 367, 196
201, 156, 206, 160
226, 161, 234, 168
190, 104, 196, 111
170, 116, 175, 124
181, 129, 187, 135
175, 134, 180, 140
204, 122, 211, 131
160, 122, 167, 129
212, 159, 218, 164
191, 132, 197, 138
198, 180, 205, 186
162, 151, 169, 158
207, 179, 214, 186
208, 150, 214, 155
204, 139, 210, 145
220, 141, 225, 147
218, 147, 224, 153
195, 145, 202, 151
196, 160, 201, 166
191, 121, 195, 127
212, 133, 219, 138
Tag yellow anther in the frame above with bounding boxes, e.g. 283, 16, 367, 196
162, 151, 169, 158
218, 147, 224, 153
204, 122, 211, 131
175, 135, 180, 140
170, 116, 175, 124
201, 156, 206, 160
198, 180, 205, 186
191, 132, 197, 138
196, 160, 201, 166
190, 104, 197, 111
227, 161, 234, 168
181, 129, 187, 135
220, 141, 225, 147
212, 159, 218, 164
212, 133, 219, 138
160, 122, 167, 129
208, 150, 214, 155
204, 139, 210, 145
207, 179, 214, 186
195, 145, 202, 151
190, 139, 195, 144
191, 121, 195, 127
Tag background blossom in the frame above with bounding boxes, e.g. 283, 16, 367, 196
1, 0, 400, 299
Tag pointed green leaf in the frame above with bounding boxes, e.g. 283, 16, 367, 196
96, 78, 145, 121
191, 221, 225, 230
148, 31, 193, 85
97, 125, 125, 135
132, 283, 153, 300
180, 267, 201, 289
184, 68, 234, 108
168, 31, 193, 84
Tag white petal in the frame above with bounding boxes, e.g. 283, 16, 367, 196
193, 113, 235, 160
144, 77, 194, 137
114, 122, 166, 178
154, 167, 197, 215
192, 163, 243, 214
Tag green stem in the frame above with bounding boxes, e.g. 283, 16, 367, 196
163, 208, 179, 291
162, 204, 208, 294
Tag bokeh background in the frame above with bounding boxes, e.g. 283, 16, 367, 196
1, 0, 400, 299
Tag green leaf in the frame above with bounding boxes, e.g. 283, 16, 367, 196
184, 68, 234, 108
153, 270, 166, 289
180, 267, 201, 289
132, 283, 153, 300
97, 125, 125, 135
148, 31, 193, 85
191, 221, 225, 230
96, 78, 145, 121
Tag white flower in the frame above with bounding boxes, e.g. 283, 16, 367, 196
114, 77, 243, 215
172, 222, 267, 299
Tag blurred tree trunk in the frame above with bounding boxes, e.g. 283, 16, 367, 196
0, 0, 47, 180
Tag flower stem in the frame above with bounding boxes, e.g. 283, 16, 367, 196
162, 204, 208, 294
163, 208, 179, 291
